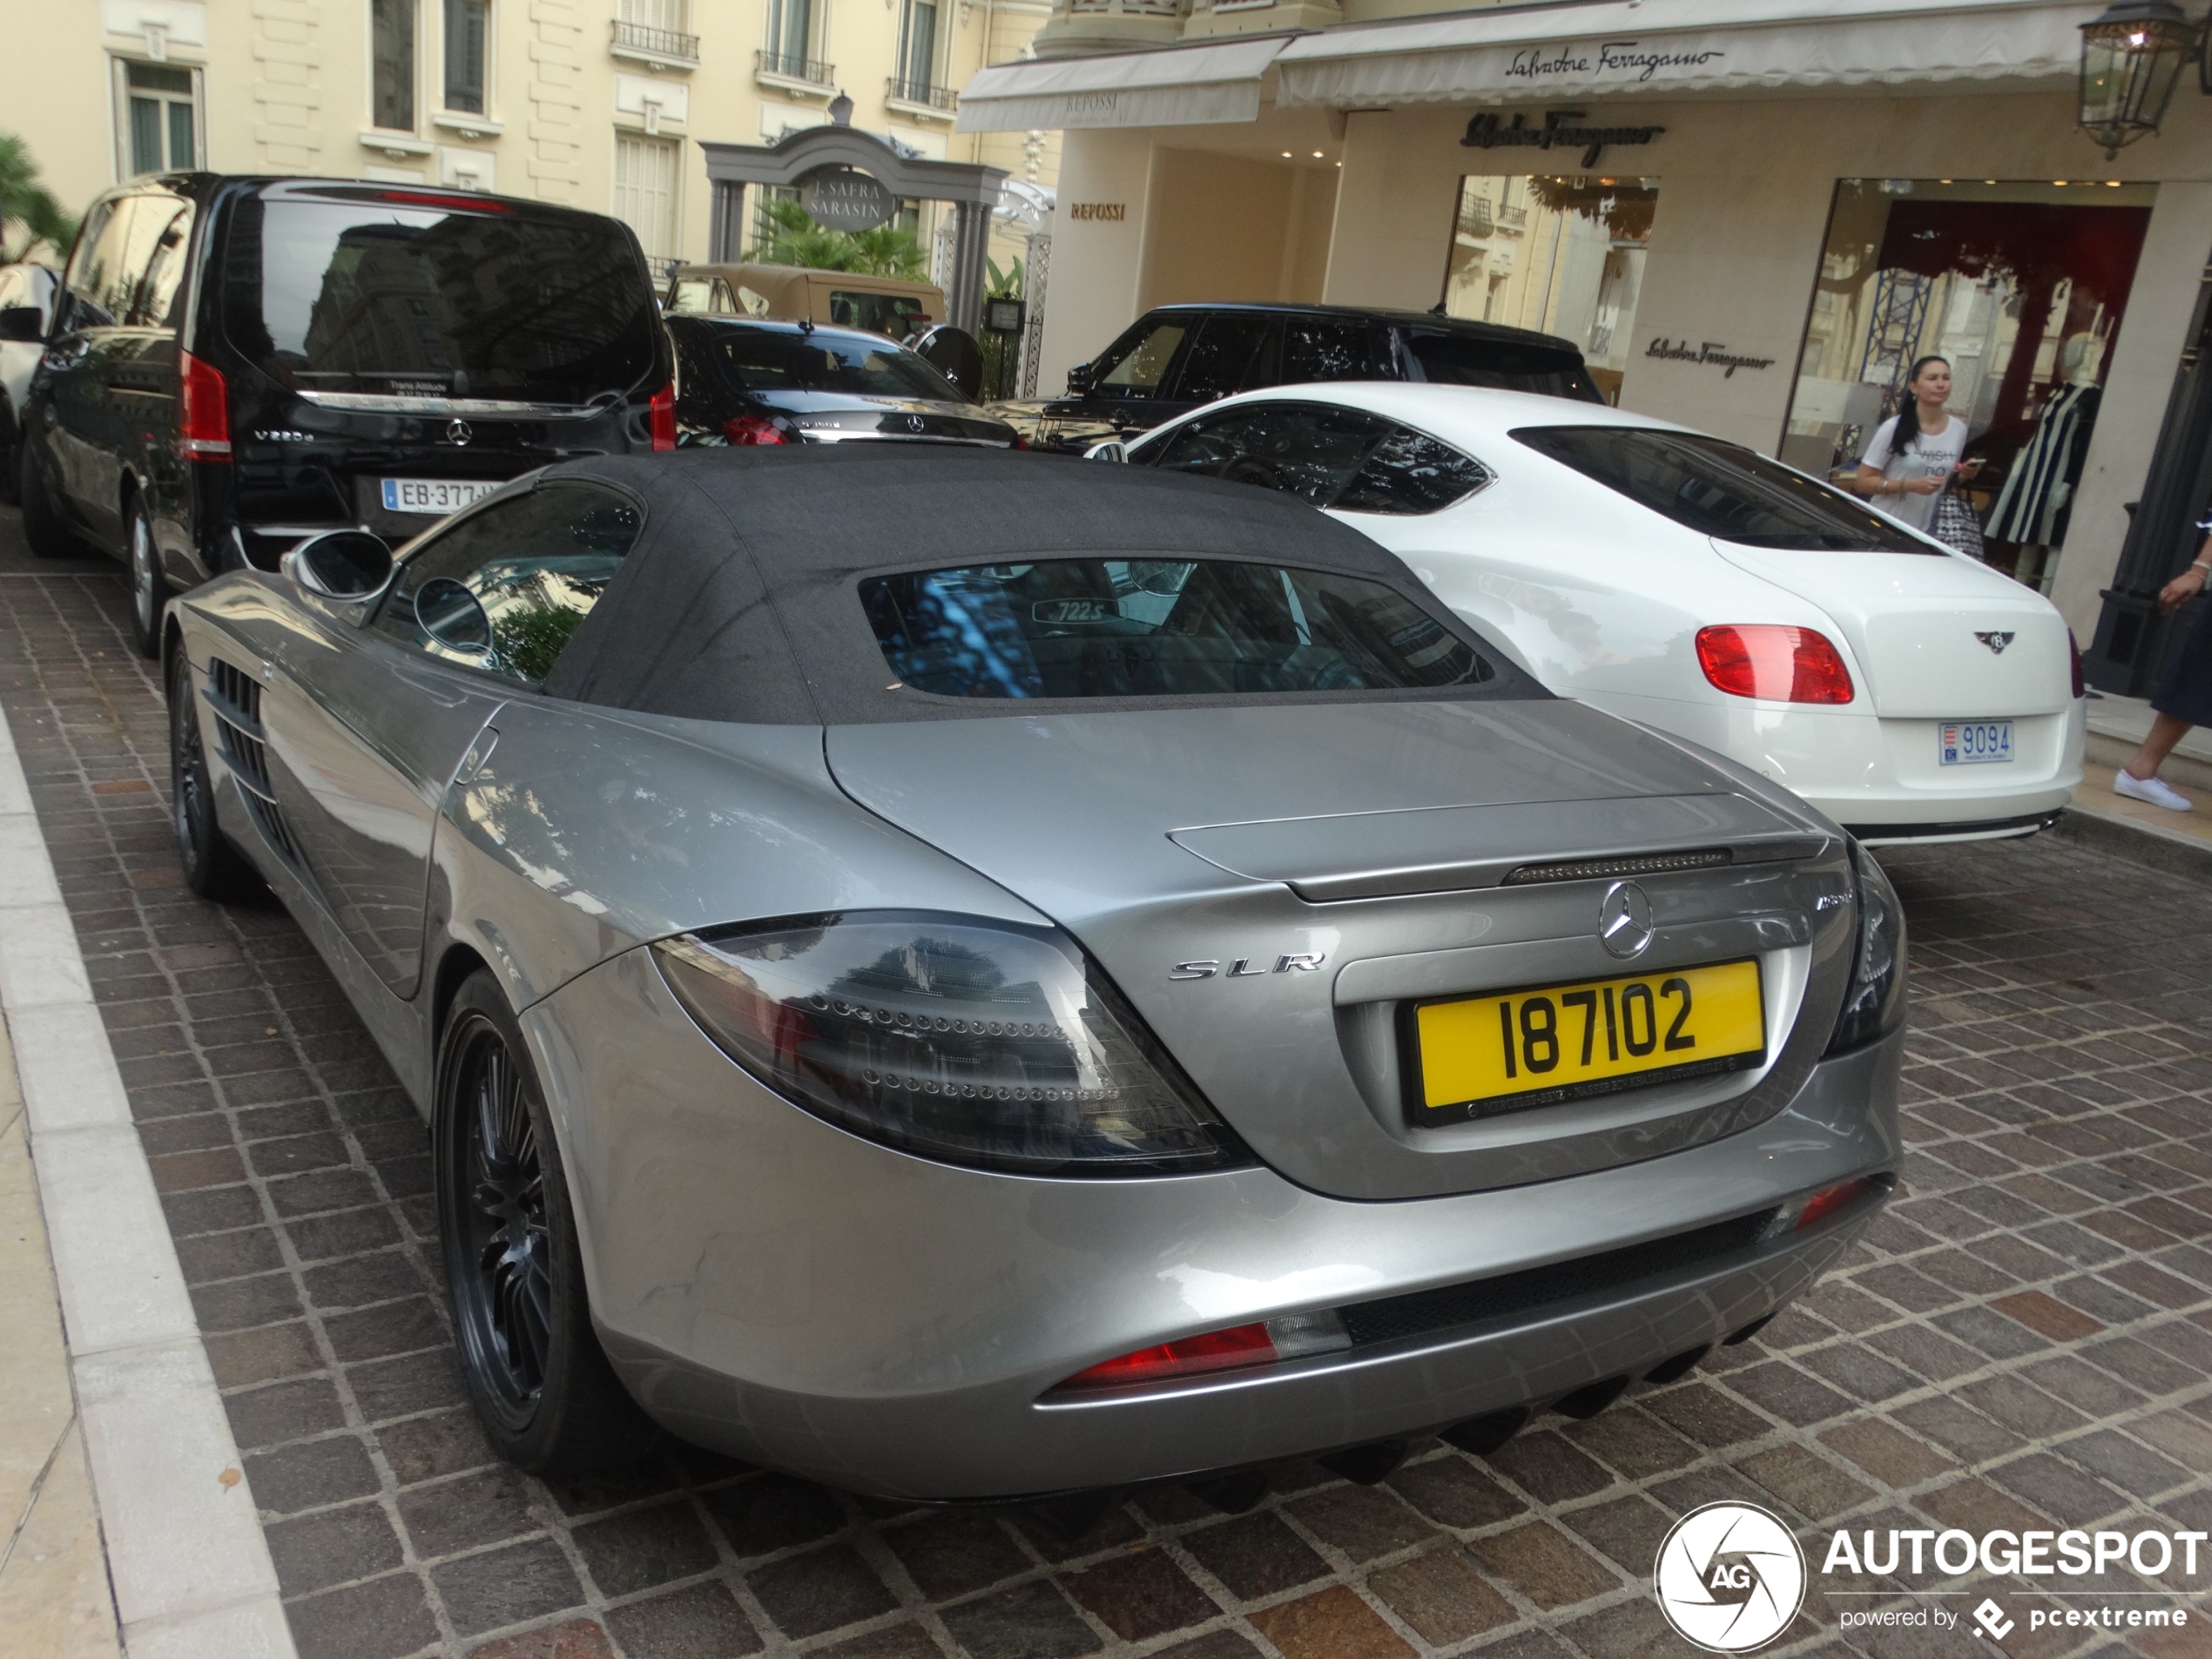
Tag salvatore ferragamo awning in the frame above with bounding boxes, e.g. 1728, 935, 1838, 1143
1271, 0, 2101, 110
956, 36, 1295, 132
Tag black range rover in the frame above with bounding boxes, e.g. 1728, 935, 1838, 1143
997, 302, 1606, 454
17, 175, 673, 654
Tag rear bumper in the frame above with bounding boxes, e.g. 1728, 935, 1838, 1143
1591, 691, 2087, 833
531, 950, 1902, 1500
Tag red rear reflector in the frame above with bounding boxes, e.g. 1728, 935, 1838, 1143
649, 382, 677, 452
377, 189, 509, 213
1058, 1324, 1276, 1391
722, 413, 787, 446
177, 349, 231, 461
2068, 628, 2085, 699
1795, 1178, 1871, 1231
1695, 625, 1854, 705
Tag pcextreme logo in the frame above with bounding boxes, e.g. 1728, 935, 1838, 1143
1653, 1502, 1807, 1652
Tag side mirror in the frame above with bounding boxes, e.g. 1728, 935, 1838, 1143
0, 306, 44, 343
281, 530, 395, 602
1082, 439, 1128, 463
1065, 361, 1094, 396
415, 577, 492, 652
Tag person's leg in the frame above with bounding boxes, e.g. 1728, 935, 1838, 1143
2123, 712, 2195, 779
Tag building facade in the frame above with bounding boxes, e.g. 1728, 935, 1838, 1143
5, 0, 1059, 277
959, 0, 2212, 689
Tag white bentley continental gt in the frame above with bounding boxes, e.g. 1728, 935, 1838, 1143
1103, 384, 2086, 844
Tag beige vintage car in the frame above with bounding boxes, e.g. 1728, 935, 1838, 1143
666, 262, 943, 341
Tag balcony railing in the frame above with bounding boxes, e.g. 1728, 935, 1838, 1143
610, 19, 699, 62
887, 76, 956, 110
758, 49, 836, 86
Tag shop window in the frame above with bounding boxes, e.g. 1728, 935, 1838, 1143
1783, 179, 2155, 587
614, 133, 680, 268
372, 0, 417, 132
444, 0, 489, 115
117, 62, 199, 177
1440, 174, 1656, 405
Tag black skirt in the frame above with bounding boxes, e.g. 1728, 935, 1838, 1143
2154, 596, 2212, 727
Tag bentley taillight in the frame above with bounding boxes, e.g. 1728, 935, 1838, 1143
1695, 624, 1853, 705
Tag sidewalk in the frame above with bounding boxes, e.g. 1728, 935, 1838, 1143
0, 1015, 123, 1659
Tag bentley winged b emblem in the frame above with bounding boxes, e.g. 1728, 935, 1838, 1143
1974, 631, 2015, 655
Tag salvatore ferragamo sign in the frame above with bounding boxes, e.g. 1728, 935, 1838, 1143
1645, 337, 1776, 377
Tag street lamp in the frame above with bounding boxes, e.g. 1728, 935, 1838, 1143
2077, 0, 2200, 157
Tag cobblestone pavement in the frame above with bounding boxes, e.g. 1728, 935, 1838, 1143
5, 534, 2212, 1659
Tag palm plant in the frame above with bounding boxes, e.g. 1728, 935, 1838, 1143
750, 198, 925, 279
0, 134, 77, 260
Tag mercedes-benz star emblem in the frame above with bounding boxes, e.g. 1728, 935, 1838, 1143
905, 414, 927, 434
1974, 630, 2014, 654
1598, 880, 1654, 960
444, 418, 473, 447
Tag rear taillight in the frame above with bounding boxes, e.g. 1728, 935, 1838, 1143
377, 188, 509, 213
177, 350, 231, 462
1694, 624, 1853, 705
1053, 1311, 1351, 1393
2068, 628, 2085, 698
649, 383, 677, 452
722, 414, 787, 446
1794, 1177, 1873, 1231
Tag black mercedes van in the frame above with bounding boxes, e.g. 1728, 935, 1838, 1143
12, 176, 674, 655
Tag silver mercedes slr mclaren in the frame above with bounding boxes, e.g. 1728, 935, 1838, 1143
162, 447, 1904, 1504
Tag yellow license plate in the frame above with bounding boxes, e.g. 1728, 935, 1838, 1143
1413, 959, 1766, 1123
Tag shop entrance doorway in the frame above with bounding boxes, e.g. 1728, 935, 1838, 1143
1784, 179, 2155, 592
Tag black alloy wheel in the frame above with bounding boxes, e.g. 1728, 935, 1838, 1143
0, 396, 19, 506
17, 441, 77, 558
126, 498, 168, 658
166, 646, 260, 901
435, 972, 654, 1474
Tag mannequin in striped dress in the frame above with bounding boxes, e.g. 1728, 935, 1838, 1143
1988, 334, 2103, 590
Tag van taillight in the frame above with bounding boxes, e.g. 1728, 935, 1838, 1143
649, 383, 677, 452
177, 351, 232, 462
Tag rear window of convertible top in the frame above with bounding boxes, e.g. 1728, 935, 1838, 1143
860, 558, 1496, 699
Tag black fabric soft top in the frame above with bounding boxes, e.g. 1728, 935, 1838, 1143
537, 446, 1542, 725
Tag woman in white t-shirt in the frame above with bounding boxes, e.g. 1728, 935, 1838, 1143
1854, 355, 1981, 534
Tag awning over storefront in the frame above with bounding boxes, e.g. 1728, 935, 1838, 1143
957, 37, 1293, 132
1272, 0, 2098, 109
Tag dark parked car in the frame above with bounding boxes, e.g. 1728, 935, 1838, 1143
15, 173, 674, 656
668, 314, 1016, 448
996, 302, 1606, 453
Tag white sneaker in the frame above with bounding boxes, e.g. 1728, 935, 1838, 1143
2115, 770, 2194, 812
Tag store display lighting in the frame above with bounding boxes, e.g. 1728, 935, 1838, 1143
2077, 0, 2198, 157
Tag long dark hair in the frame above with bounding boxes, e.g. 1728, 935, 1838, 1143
1892, 355, 1949, 452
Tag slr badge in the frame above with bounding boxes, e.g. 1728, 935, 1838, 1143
1974, 631, 2014, 655
1172, 954, 1325, 980
444, 418, 473, 447
1598, 880, 1653, 960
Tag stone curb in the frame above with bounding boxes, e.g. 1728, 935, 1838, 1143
2049, 801, 2212, 884
0, 701, 297, 1656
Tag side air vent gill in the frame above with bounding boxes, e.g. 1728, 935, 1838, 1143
205, 659, 298, 861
